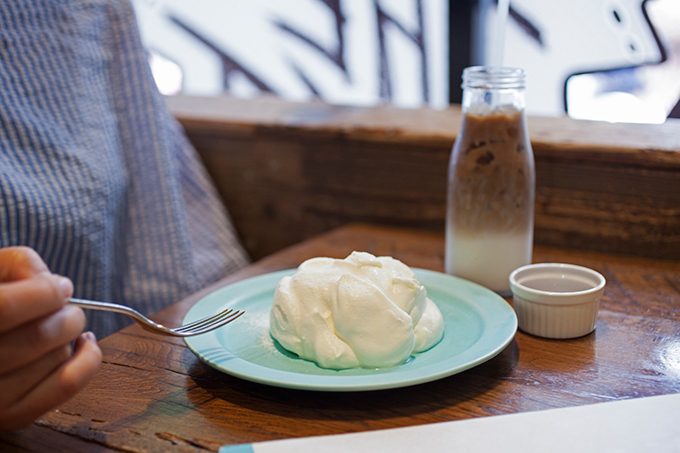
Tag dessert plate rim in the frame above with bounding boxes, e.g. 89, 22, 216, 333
184, 267, 517, 391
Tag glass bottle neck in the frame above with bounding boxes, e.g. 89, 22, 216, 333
461, 86, 526, 114
460, 66, 526, 114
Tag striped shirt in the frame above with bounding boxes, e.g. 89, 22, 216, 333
0, 0, 250, 337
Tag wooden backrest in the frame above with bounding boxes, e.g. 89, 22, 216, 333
168, 95, 680, 261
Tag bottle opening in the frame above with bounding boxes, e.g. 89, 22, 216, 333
462, 66, 526, 90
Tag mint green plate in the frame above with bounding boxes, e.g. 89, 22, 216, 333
184, 268, 517, 391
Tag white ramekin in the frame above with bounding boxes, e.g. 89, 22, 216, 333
509, 263, 606, 339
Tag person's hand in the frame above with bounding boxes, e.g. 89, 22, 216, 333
0, 247, 102, 431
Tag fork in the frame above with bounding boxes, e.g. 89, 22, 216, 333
69, 298, 244, 337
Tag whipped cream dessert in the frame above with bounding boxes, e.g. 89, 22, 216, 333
269, 251, 444, 369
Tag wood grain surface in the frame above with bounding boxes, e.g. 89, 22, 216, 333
3, 224, 679, 452
167, 95, 680, 261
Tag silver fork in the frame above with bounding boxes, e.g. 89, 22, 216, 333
69, 298, 244, 337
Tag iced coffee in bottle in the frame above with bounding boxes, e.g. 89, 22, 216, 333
445, 67, 535, 296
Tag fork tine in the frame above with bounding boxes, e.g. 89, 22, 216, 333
174, 308, 241, 333
179, 310, 243, 334
175, 308, 236, 332
177, 310, 245, 335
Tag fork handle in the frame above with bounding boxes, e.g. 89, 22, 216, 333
69, 298, 143, 317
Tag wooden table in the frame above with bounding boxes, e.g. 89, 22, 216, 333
3, 224, 680, 452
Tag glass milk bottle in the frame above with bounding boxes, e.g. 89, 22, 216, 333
445, 67, 535, 296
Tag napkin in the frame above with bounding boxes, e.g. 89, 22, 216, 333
220, 392, 680, 452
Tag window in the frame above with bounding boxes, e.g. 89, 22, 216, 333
134, 0, 680, 123
133, 0, 449, 109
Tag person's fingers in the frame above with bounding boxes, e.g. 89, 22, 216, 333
0, 247, 49, 281
0, 332, 102, 432
0, 304, 85, 375
0, 344, 72, 408
0, 273, 73, 333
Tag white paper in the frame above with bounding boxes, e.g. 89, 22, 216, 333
222, 393, 680, 453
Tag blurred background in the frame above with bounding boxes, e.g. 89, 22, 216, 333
132, 0, 680, 123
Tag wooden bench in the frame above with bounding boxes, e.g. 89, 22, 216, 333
168, 95, 680, 261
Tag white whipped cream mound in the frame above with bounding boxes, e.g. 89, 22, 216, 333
269, 251, 444, 369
